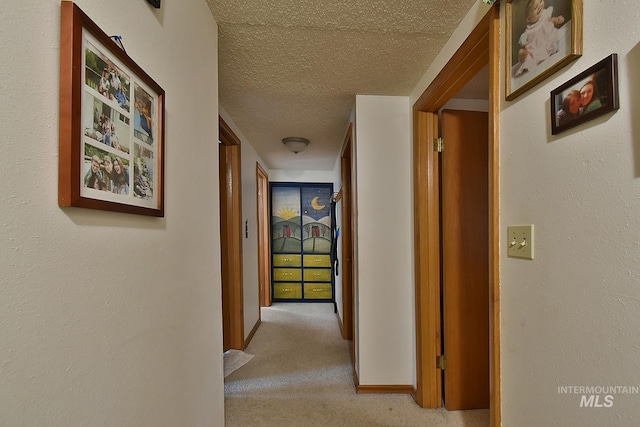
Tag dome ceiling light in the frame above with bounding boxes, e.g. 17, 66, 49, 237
282, 137, 310, 154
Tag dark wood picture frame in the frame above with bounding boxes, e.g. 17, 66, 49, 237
550, 54, 619, 135
59, 2, 165, 216
506, 0, 583, 101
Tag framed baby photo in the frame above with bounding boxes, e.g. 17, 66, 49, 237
550, 54, 619, 135
59, 2, 165, 217
506, 0, 583, 101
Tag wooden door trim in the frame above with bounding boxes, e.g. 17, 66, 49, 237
412, 5, 501, 426
219, 116, 244, 350
340, 123, 354, 342
256, 162, 271, 307
414, 14, 490, 112
219, 146, 231, 352
412, 110, 441, 407
220, 116, 241, 146
487, 7, 501, 425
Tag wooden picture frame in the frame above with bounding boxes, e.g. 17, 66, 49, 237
59, 2, 165, 216
550, 54, 619, 135
506, 0, 583, 101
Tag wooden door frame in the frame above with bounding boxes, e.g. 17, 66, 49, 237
256, 162, 271, 307
412, 4, 500, 426
219, 116, 245, 350
339, 123, 355, 342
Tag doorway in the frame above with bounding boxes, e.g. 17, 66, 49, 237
219, 116, 244, 351
440, 109, 489, 410
340, 123, 355, 343
256, 162, 271, 308
412, 4, 500, 426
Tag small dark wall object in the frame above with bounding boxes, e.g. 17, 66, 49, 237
147, 0, 161, 8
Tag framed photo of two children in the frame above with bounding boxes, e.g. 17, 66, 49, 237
59, 2, 165, 217
506, 0, 583, 101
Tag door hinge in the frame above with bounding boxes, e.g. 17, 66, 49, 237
434, 137, 444, 153
436, 354, 447, 370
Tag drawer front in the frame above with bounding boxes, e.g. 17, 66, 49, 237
303, 254, 331, 267
303, 268, 332, 282
273, 254, 302, 267
304, 283, 332, 299
273, 268, 302, 281
274, 283, 302, 299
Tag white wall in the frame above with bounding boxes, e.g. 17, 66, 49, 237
441, 98, 489, 112
499, 2, 640, 425
270, 169, 335, 183
219, 106, 269, 341
0, 1, 224, 426
410, 1, 640, 424
354, 95, 413, 385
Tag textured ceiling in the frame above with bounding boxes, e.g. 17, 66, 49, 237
206, 0, 480, 170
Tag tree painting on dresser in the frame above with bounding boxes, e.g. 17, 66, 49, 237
301, 187, 332, 254
271, 186, 302, 253
270, 183, 334, 302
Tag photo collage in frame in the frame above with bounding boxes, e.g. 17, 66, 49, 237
81, 32, 158, 208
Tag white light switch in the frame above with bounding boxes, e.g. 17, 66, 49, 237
507, 224, 534, 259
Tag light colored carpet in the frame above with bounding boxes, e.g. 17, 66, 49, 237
224, 349, 254, 378
224, 303, 489, 426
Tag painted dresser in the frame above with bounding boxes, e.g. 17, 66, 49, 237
271, 183, 334, 301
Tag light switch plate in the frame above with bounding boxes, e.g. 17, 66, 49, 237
507, 225, 534, 259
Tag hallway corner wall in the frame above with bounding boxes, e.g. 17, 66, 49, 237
0, 1, 224, 425
219, 106, 270, 342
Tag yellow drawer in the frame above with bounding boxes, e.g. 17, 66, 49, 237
273, 268, 302, 281
303, 268, 332, 282
303, 254, 331, 267
273, 254, 302, 267
304, 283, 332, 299
274, 283, 302, 299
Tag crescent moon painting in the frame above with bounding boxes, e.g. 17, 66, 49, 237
311, 196, 326, 210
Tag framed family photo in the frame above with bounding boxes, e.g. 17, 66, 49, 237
550, 54, 619, 135
59, 2, 165, 216
506, 0, 583, 101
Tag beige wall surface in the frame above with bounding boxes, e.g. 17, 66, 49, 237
499, 2, 640, 425
0, 1, 224, 425
270, 169, 336, 183
354, 95, 414, 385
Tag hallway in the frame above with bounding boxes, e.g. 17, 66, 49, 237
224, 303, 489, 426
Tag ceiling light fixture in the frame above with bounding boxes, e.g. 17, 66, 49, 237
282, 137, 310, 154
